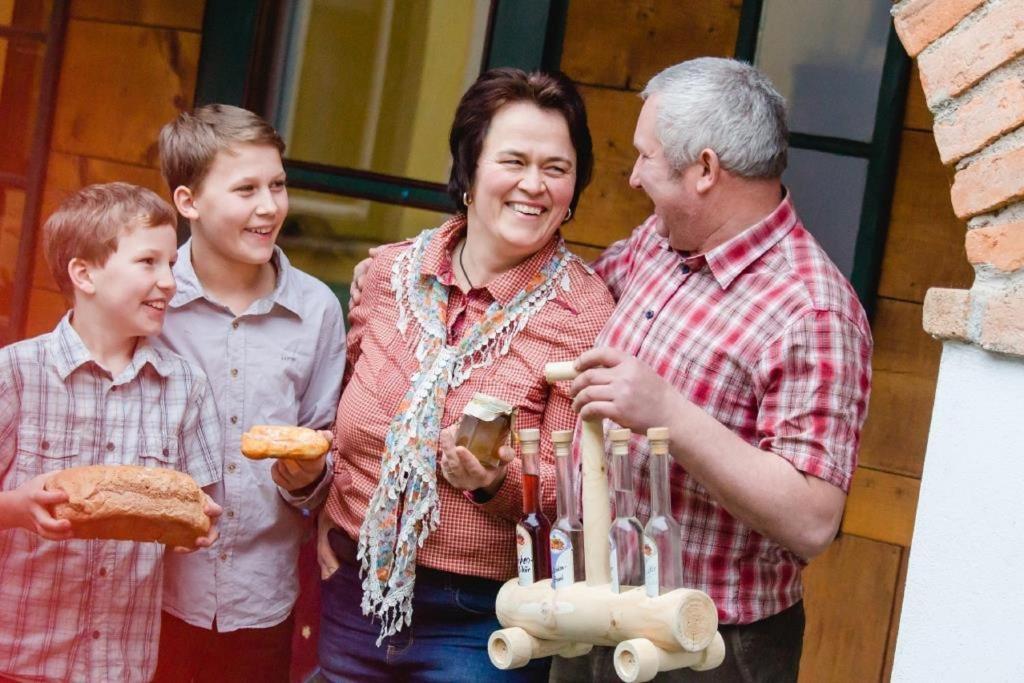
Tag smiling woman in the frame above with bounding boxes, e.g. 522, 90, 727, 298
317, 69, 614, 682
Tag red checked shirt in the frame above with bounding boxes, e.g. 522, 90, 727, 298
325, 217, 614, 581
594, 194, 872, 624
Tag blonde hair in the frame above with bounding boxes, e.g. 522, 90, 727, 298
159, 104, 285, 193
43, 182, 176, 300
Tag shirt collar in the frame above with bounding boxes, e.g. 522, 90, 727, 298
419, 215, 564, 306
170, 239, 304, 319
696, 190, 798, 290
49, 312, 175, 381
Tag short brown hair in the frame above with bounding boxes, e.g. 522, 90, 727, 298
43, 182, 176, 300
448, 68, 593, 218
159, 104, 285, 193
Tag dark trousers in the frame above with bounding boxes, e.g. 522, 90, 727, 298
153, 610, 294, 683
549, 601, 805, 683
318, 529, 549, 682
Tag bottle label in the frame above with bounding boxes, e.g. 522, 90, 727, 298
516, 524, 534, 586
550, 529, 574, 588
643, 535, 659, 597
609, 537, 620, 593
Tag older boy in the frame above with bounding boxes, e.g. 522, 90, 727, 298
0, 182, 222, 682
153, 104, 346, 682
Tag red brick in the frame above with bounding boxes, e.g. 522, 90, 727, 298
980, 289, 1024, 356
893, 0, 987, 57
965, 221, 1024, 271
917, 0, 1024, 106
950, 146, 1024, 218
922, 287, 971, 341
933, 74, 1024, 164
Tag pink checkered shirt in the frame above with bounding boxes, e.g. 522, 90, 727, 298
594, 194, 871, 624
325, 217, 614, 581
0, 315, 222, 682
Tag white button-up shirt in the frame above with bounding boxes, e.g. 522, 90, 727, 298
156, 242, 346, 631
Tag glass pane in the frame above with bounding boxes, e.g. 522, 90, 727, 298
0, 0, 53, 31
0, 36, 46, 176
782, 149, 868, 278
0, 186, 25, 330
281, 188, 453, 307
754, 0, 890, 142
270, 0, 490, 183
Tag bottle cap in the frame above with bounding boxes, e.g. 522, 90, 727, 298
551, 430, 573, 444
463, 393, 515, 421
647, 427, 670, 441
609, 428, 631, 442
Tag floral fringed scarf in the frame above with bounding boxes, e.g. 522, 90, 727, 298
357, 221, 571, 643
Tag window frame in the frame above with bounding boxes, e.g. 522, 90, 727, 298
735, 0, 911, 317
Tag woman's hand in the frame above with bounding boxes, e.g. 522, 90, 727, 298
317, 507, 340, 580
348, 246, 382, 309
438, 426, 514, 496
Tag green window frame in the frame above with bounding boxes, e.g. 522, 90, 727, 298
736, 0, 911, 317
195, 0, 569, 216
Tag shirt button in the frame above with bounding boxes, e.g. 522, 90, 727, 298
162, 448, 170, 457
98, 567, 107, 577
92, 630, 100, 640
644, 310, 654, 320
110, 385, 117, 392
230, 368, 238, 378
227, 463, 237, 473
680, 264, 691, 274
41, 440, 49, 450
230, 416, 238, 424
226, 510, 235, 519
219, 552, 228, 562
232, 321, 239, 329
106, 442, 115, 451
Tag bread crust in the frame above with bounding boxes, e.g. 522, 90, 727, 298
240, 425, 330, 461
45, 465, 210, 547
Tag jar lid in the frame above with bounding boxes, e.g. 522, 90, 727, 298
463, 392, 515, 421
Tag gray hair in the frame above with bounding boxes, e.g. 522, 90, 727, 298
641, 58, 788, 178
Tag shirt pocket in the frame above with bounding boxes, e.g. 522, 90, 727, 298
13, 426, 81, 487
139, 435, 179, 471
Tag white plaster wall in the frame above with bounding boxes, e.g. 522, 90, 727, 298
892, 342, 1024, 681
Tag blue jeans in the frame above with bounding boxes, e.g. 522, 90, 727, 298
318, 558, 550, 682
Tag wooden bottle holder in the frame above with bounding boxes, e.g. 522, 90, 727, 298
486, 361, 725, 681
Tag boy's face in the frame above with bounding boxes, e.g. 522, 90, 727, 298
184, 142, 288, 267
83, 223, 178, 338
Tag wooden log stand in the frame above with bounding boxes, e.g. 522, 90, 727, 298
487, 360, 724, 681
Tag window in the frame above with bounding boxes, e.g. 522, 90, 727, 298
0, 0, 66, 344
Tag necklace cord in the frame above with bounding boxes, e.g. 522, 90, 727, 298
458, 239, 475, 290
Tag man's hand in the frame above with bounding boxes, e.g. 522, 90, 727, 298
1, 472, 73, 541
271, 430, 333, 492
571, 347, 682, 432
173, 494, 222, 553
438, 426, 513, 495
348, 246, 382, 309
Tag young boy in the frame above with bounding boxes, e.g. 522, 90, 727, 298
152, 104, 346, 682
0, 182, 223, 682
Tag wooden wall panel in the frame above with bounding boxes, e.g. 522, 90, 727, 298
878, 130, 973, 303
51, 19, 199, 167
799, 535, 902, 683
562, 0, 742, 90
904, 64, 932, 132
25, 286, 67, 338
70, 0, 205, 31
567, 86, 651, 248
842, 468, 920, 547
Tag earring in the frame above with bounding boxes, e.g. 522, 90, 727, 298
462, 192, 473, 206
562, 207, 573, 223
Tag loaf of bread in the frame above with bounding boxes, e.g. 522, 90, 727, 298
44, 465, 210, 547
240, 425, 330, 460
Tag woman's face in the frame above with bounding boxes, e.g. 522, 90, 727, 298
466, 101, 576, 263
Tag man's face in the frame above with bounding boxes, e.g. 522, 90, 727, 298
629, 95, 702, 251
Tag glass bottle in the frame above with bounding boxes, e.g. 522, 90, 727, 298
608, 428, 644, 593
456, 393, 515, 467
642, 427, 683, 597
515, 428, 551, 585
549, 430, 585, 588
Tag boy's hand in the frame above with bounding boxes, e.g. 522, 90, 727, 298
172, 494, 222, 553
271, 430, 333, 493
348, 246, 381, 309
3, 472, 74, 541
438, 426, 513, 495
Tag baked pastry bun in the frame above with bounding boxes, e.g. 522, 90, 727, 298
45, 465, 210, 547
241, 425, 330, 461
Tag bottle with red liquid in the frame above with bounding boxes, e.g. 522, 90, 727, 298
549, 430, 585, 588
515, 428, 551, 585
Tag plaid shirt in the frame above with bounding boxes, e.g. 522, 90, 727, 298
0, 315, 222, 683
594, 195, 872, 624
325, 217, 614, 581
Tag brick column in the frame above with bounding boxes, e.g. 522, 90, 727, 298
893, 0, 1024, 356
